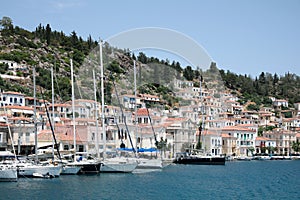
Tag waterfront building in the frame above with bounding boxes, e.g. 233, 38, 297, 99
201, 129, 223, 156
255, 136, 276, 154
263, 128, 297, 155
165, 117, 196, 154
221, 126, 257, 156
221, 132, 236, 156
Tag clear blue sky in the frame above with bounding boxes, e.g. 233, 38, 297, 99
1, 0, 299, 77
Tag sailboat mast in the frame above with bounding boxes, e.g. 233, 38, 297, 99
93, 70, 100, 158
100, 40, 106, 159
51, 67, 55, 159
134, 61, 138, 149
200, 75, 204, 152
33, 67, 38, 163
71, 59, 76, 154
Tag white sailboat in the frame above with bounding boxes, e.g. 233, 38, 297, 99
97, 41, 137, 173
0, 151, 18, 182
17, 67, 62, 178
132, 60, 162, 173
68, 59, 101, 174
0, 95, 18, 182
0, 165, 18, 182
48, 66, 80, 175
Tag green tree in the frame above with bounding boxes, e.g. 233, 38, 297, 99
45, 24, 51, 45
137, 52, 147, 64
292, 141, 300, 153
155, 137, 167, 157
0, 16, 13, 30
183, 66, 194, 81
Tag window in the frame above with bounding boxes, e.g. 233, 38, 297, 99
91, 132, 95, 141
79, 145, 84, 152
64, 145, 69, 150
10, 97, 13, 103
25, 133, 30, 143
0, 133, 2, 142
20, 99, 23, 103
14, 98, 17, 103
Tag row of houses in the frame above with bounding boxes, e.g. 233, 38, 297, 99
0, 77, 300, 158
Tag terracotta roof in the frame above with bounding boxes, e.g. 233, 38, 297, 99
137, 108, 149, 116
165, 117, 187, 122
255, 136, 270, 141
222, 126, 256, 132
4, 105, 34, 110
2, 91, 24, 96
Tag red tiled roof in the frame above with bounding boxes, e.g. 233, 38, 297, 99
137, 108, 149, 116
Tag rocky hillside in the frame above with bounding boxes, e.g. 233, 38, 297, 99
1, 17, 299, 110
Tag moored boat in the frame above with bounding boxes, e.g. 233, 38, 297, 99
17, 160, 62, 177
0, 164, 18, 182
100, 157, 138, 173
173, 152, 225, 165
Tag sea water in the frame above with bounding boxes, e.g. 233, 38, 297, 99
1, 160, 299, 200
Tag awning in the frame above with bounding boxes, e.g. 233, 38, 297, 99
23, 110, 34, 114
10, 109, 33, 114
11, 109, 23, 113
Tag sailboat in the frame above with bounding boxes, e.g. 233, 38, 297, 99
114, 60, 162, 173
0, 164, 18, 182
0, 146, 18, 181
47, 66, 80, 175
67, 59, 101, 174
97, 41, 137, 173
17, 67, 62, 177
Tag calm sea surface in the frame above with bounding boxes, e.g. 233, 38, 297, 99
1, 160, 299, 200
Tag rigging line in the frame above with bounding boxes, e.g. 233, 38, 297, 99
1, 100, 17, 159
110, 72, 136, 155
40, 87, 62, 162
113, 110, 124, 144
145, 106, 158, 144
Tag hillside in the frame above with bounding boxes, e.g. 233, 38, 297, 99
0, 16, 299, 110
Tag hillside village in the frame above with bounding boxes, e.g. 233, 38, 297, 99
1, 59, 300, 159
0, 17, 299, 160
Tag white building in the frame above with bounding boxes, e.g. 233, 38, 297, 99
221, 126, 257, 156
0, 91, 25, 107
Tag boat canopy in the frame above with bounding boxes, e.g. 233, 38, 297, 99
118, 147, 158, 152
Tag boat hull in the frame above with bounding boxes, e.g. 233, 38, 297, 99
61, 165, 81, 175
174, 156, 226, 165
73, 162, 101, 174
0, 168, 18, 182
18, 164, 62, 177
101, 162, 137, 173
